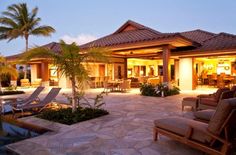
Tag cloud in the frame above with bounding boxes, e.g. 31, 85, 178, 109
61, 34, 97, 45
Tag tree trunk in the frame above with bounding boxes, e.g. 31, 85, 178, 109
71, 76, 77, 113
24, 35, 29, 79
0, 78, 2, 93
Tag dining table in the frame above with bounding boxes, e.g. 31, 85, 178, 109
107, 80, 123, 92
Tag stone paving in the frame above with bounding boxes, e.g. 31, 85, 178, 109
6, 88, 215, 155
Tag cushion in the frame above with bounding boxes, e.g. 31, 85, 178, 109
199, 98, 218, 106
214, 88, 230, 101
197, 94, 213, 98
183, 97, 198, 102
154, 117, 210, 143
221, 90, 234, 100
208, 98, 236, 135
194, 109, 215, 122
231, 86, 236, 93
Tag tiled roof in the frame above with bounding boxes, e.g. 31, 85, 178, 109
191, 32, 236, 52
42, 42, 61, 53
180, 29, 216, 44
6, 42, 61, 60
7, 20, 236, 60
80, 20, 198, 49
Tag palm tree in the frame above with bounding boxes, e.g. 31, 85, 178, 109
23, 40, 110, 112
0, 56, 18, 92
0, 3, 55, 78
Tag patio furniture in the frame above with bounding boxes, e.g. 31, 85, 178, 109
15, 87, 61, 112
129, 77, 140, 88
197, 87, 230, 98
194, 109, 215, 123
182, 97, 198, 111
31, 78, 42, 87
89, 77, 100, 88
147, 77, 160, 85
153, 97, 236, 155
20, 79, 30, 87
231, 85, 236, 93
198, 90, 234, 110
208, 74, 217, 87
107, 80, 123, 92
120, 79, 131, 92
99, 76, 105, 87
103, 81, 114, 93
2, 86, 45, 113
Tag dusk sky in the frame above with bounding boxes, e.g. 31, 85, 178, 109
0, 0, 236, 56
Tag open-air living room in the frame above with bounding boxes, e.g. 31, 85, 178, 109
1, 1, 236, 155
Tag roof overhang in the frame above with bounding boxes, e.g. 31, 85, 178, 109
108, 36, 196, 52
172, 48, 236, 58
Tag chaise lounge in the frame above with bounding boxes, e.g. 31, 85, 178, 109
198, 90, 234, 110
14, 87, 61, 113
154, 98, 236, 155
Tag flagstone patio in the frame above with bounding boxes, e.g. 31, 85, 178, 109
6, 88, 215, 155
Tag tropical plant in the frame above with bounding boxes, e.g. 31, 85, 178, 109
140, 82, 180, 97
37, 107, 109, 125
0, 56, 17, 92
0, 3, 55, 78
22, 40, 110, 112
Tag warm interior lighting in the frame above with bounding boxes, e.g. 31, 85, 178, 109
128, 70, 132, 75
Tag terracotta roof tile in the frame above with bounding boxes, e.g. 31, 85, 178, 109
6, 42, 61, 60
191, 32, 236, 52
180, 29, 216, 44
7, 20, 236, 60
80, 20, 194, 49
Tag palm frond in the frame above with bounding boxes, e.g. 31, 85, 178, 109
0, 17, 18, 28
22, 46, 57, 61
0, 3, 55, 44
30, 26, 55, 36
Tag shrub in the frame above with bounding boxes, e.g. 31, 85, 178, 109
140, 82, 180, 97
0, 90, 25, 96
37, 107, 109, 125
140, 84, 157, 96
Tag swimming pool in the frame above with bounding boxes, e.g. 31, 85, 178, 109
0, 117, 49, 154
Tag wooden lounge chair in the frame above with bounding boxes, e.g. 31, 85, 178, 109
16, 87, 61, 112
153, 98, 236, 155
198, 90, 234, 110
194, 109, 215, 123
197, 87, 230, 98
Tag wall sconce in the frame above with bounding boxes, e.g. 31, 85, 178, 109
140, 70, 144, 75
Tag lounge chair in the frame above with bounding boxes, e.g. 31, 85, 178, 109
2, 87, 45, 113
198, 90, 234, 110
153, 98, 236, 155
197, 87, 230, 98
16, 87, 61, 112
17, 86, 45, 106
194, 109, 215, 123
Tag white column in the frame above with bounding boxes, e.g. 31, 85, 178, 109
58, 73, 71, 88
30, 64, 37, 82
179, 58, 194, 90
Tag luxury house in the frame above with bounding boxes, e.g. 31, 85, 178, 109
7, 20, 236, 90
